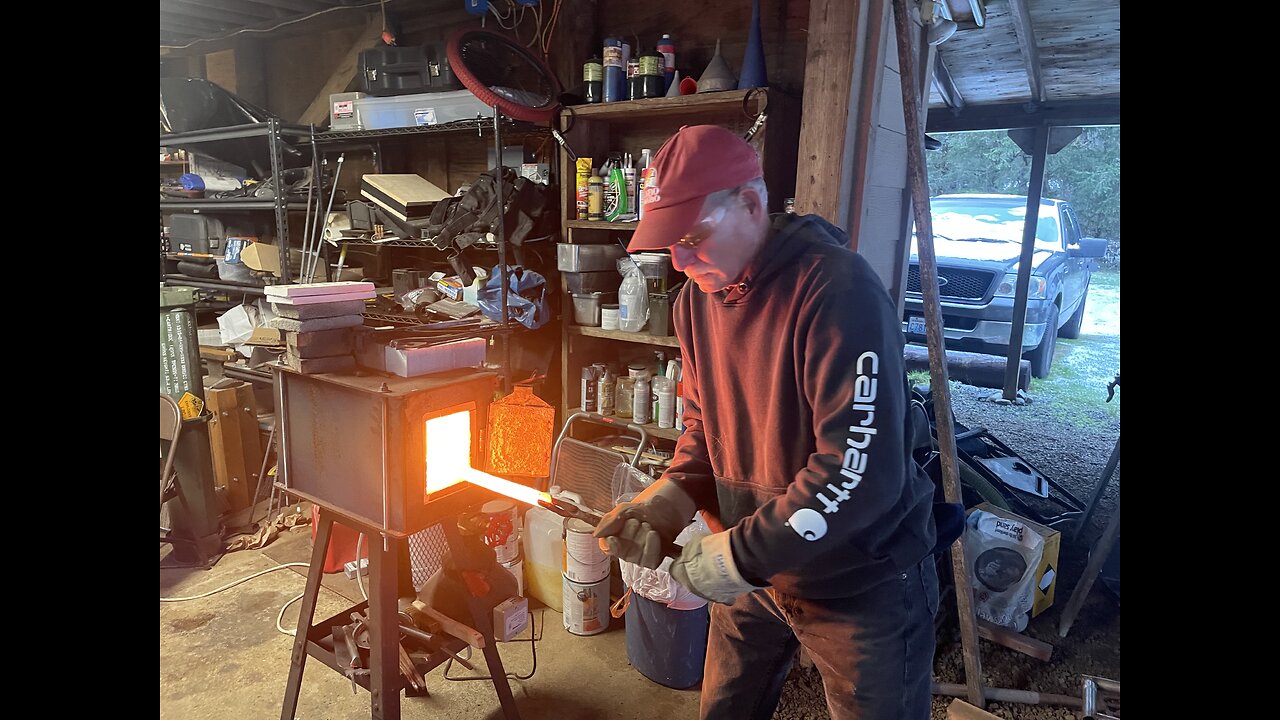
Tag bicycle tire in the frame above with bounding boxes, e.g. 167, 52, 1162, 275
447, 28, 560, 123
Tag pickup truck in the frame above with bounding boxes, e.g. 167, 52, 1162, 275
901, 194, 1108, 378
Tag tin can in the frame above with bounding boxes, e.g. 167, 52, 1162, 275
597, 367, 616, 416
581, 366, 597, 412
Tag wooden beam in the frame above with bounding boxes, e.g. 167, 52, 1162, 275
794, 0, 862, 222
976, 619, 1053, 662
1005, 0, 1045, 104
240, 0, 335, 13
927, 98, 1120, 132
1001, 125, 1047, 401
892, 0, 985, 708
297, 14, 381, 127
932, 52, 964, 110
946, 699, 1002, 720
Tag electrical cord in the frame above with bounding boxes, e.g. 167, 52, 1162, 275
443, 608, 543, 682
160, 562, 310, 602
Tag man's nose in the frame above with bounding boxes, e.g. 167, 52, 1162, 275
670, 245, 693, 271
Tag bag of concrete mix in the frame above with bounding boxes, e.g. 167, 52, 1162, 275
963, 508, 1044, 631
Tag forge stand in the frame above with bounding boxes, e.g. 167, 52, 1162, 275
280, 504, 520, 720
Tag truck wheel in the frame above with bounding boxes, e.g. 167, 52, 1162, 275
1027, 305, 1058, 379
1058, 283, 1088, 339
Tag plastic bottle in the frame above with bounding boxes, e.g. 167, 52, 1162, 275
597, 367, 616, 416
654, 376, 675, 429
605, 164, 628, 221
581, 366, 597, 412
637, 149, 652, 219
657, 34, 676, 93
603, 38, 624, 102
587, 172, 604, 220
633, 375, 651, 425
583, 57, 603, 103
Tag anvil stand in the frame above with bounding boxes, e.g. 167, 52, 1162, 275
280, 505, 521, 720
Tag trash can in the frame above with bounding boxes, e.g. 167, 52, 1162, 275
624, 590, 710, 689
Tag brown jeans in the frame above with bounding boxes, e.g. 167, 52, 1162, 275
700, 556, 938, 720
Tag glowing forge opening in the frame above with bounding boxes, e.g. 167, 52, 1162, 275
424, 410, 551, 507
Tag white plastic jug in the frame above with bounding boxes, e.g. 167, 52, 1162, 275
522, 504, 566, 612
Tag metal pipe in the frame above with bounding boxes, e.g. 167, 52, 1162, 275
493, 107, 511, 394
300, 124, 317, 286
932, 682, 1083, 709
1081, 675, 1120, 719
309, 153, 345, 282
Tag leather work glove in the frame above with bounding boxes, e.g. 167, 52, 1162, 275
669, 530, 763, 605
592, 480, 695, 569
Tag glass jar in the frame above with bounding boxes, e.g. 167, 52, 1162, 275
615, 376, 635, 418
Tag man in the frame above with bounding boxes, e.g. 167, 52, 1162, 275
594, 125, 941, 720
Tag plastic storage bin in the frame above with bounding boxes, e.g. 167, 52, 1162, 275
355, 89, 493, 130
625, 592, 710, 688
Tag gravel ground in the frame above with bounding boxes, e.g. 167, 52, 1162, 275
775, 276, 1121, 719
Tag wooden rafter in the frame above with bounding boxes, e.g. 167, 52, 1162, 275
1006, 0, 1045, 104
167, 0, 275, 25
933, 52, 965, 109
296, 14, 382, 126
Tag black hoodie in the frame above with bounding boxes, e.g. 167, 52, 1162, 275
665, 213, 936, 599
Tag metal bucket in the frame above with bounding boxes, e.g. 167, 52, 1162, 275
562, 574, 610, 636
564, 518, 609, 583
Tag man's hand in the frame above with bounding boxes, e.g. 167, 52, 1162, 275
669, 530, 763, 604
592, 481, 695, 569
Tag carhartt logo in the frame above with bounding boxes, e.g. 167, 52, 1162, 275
786, 508, 828, 541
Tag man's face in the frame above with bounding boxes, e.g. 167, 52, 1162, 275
669, 191, 757, 293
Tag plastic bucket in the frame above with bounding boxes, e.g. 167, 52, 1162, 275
564, 518, 610, 583
563, 574, 610, 635
624, 591, 710, 688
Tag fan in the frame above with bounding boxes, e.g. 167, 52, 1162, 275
447, 28, 561, 123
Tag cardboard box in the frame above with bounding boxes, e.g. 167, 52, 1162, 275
971, 503, 1061, 617
241, 242, 280, 276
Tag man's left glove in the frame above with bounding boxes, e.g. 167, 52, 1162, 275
669, 531, 763, 604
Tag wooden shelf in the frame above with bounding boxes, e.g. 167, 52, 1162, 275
565, 89, 765, 121
565, 220, 637, 231
567, 325, 679, 348
569, 408, 683, 442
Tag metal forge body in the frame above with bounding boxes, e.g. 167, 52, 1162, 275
274, 365, 534, 720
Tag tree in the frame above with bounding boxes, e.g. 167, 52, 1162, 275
926, 127, 1120, 268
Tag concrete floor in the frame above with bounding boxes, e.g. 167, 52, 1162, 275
160, 525, 702, 720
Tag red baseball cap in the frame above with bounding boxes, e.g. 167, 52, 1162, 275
628, 125, 764, 251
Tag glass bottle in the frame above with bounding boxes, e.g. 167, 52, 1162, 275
615, 376, 635, 418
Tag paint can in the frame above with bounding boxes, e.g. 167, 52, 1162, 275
481, 500, 520, 564
562, 574, 610, 635
501, 554, 525, 598
563, 517, 610, 583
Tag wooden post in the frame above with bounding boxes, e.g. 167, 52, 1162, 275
891, 0, 985, 708
1002, 125, 1049, 400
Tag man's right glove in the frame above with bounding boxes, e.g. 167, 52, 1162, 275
592, 479, 696, 569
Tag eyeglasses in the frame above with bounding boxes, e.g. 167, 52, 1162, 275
675, 206, 726, 249
674, 188, 743, 249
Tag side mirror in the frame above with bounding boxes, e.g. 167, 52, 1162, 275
1069, 237, 1107, 258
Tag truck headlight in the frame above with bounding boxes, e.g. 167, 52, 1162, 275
994, 274, 1047, 299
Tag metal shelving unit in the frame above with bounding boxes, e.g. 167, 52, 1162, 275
160, 118, 313, 286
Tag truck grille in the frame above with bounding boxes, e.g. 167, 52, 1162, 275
906, 265, 995, 301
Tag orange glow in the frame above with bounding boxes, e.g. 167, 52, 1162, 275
425, 409, 552, 507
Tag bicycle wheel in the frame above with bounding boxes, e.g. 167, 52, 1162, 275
447, 28, 561, 123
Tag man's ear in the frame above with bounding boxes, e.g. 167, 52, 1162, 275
739, 186, 766, 216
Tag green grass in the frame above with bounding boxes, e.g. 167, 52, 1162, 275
1092, 269, 1119, 291
1028, 336, 1120, 427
